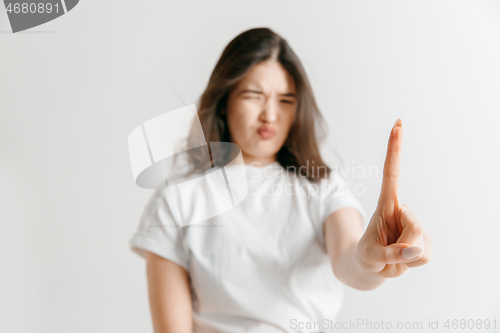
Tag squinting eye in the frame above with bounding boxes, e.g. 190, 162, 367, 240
243, 94, 262, 100
281, 100, 294, 104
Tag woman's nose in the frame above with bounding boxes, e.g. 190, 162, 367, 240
260, 98, 278, 123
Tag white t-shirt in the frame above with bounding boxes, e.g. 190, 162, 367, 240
130, 161, 367, 333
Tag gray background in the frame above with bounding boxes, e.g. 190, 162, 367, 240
1, 0, 499, 332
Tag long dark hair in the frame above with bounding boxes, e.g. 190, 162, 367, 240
190, 27, 331, 181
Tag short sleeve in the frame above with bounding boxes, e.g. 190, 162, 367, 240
129, 185, 190, 271
317, 172, 368, 249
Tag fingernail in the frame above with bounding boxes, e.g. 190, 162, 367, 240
394, 118, 402, 127
401, 246, 422, 259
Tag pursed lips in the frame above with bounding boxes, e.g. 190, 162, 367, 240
257, 125, 276, 139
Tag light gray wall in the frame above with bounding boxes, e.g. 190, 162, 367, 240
1, 1, 499, 332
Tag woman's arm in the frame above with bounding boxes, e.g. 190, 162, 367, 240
325, 121, 432, 290
145, 251, 193, 333
324, 207, 388, 291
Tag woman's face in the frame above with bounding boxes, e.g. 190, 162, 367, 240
226, 60, 297, 166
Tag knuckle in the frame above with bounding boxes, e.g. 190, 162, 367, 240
420, 253, 432, 264
402, 204, 420, 221
360, 243, 371, 259
378, 249, 390, 263
361, 245, 378, 266
405, 219, 423, 235
411, 223, 424, 235
383, 170, 400, 178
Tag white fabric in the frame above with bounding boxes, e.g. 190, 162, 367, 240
130, 161, 367, 333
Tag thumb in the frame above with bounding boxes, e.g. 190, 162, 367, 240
379, 243, 423, 264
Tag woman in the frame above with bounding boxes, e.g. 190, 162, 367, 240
130, 28, 432, 333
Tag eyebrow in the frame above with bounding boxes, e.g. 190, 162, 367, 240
238, 89, 296, 97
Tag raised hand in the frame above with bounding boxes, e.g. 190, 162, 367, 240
355, 119, 432, 277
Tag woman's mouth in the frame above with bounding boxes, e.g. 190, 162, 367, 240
257, 125, 276, 139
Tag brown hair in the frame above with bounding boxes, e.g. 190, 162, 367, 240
190, 27, 331, 181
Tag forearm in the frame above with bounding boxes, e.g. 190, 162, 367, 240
331, 245, 387, 291
146, 252, 193, 333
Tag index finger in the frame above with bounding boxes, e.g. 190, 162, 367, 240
378, 118, 403, 204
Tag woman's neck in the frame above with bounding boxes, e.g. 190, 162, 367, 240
241, 153, 277, 167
